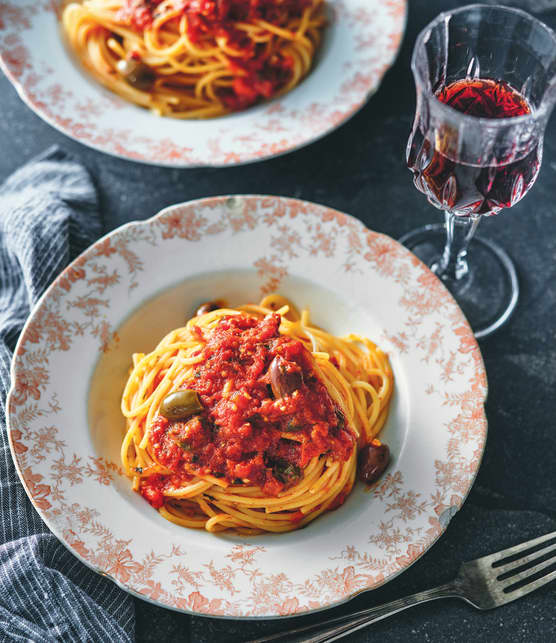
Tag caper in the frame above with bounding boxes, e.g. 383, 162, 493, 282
116, 58, 156, 91
286, 419, 303, 432
335, 408, 346, 429
159, 390, 203, 421
273, 460, 301, 483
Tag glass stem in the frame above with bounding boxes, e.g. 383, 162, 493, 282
432, 212, 482, 281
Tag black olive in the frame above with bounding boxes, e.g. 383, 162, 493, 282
116, 58, 156, 91
269, 356, 303, 398
358, 441, 390, 484
159, 390, 203, 421
195, 301, 221, 316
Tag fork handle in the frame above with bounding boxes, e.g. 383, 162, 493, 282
249, 582, 460, 643
301, 582, 459, 643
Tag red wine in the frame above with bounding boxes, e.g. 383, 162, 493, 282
408, 78, 541, 216
436, 78, 531, 118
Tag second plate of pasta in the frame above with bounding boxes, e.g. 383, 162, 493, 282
0, 0, 406, 166
120, 294, 394, 534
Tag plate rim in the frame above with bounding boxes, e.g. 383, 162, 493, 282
6, 195, 488, 619
0, 1, 407, 168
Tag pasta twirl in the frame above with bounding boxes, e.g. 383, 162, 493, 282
121, 294, 394, 534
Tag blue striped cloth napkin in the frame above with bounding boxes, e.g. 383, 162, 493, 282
0, 147, 134, 641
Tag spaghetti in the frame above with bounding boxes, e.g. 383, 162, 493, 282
121, 295, 394, 534
62, 0, 326, 118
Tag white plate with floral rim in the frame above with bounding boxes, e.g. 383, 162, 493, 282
0, 1, 406, 168
7, 196, 487, 618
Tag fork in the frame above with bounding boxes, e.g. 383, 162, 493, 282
249, 530, 556, 643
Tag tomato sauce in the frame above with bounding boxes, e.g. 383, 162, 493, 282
118, 0, 312, 110
140, 313, 354, 504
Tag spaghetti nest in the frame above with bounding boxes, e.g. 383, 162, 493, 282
121, 295, 393, 534
62, 0, 326, 118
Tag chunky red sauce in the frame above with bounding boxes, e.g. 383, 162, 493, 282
121, 0, 312, 28
119, 0, 313, 110
140, 313, 354, 506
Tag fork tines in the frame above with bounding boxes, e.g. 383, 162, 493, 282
482, 530, 556, 598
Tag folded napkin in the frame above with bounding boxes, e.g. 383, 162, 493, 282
0, 148, 134, 641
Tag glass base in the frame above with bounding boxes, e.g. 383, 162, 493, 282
399, 224, 519, 339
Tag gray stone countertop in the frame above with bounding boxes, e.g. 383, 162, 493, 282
1, 0, 555, 640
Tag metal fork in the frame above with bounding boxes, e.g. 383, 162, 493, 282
249, 530, 556, 643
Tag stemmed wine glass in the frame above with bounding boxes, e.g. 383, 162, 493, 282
402, 4, 556, 338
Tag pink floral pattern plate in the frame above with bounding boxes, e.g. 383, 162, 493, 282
0, 1, 406, 167
7, 196, 487, 618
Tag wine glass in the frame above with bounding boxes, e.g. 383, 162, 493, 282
402, 4, 556, 338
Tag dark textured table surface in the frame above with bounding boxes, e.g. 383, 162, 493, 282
1, 0, 556, 641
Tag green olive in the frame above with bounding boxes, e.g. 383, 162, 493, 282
160, 390, 203, 421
